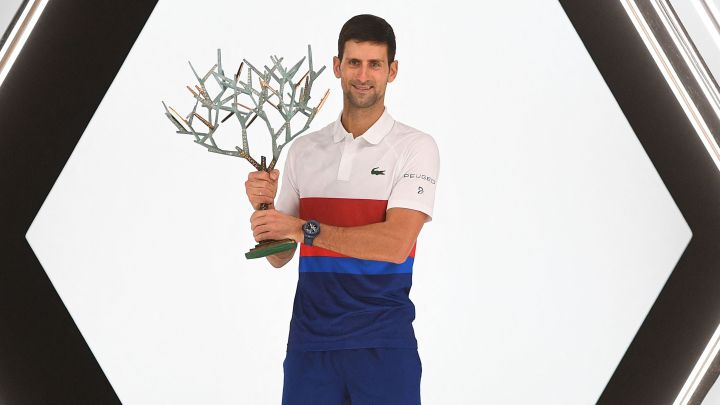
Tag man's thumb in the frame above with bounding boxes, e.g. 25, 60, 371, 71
270, 169, 279, 180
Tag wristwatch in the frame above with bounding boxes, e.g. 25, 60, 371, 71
302, 220, 321, 246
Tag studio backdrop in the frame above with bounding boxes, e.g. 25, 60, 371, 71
7, 0, 694, 404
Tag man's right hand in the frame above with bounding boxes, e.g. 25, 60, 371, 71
245, 169, 279, 210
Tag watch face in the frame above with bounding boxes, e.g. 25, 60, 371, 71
304, 221, 319, 236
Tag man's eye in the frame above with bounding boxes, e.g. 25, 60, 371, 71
349, 60, 359, 65
372, 62, 381, 68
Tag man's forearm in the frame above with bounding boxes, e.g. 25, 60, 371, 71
312, 222, 414, 264
250, 208, 425, 266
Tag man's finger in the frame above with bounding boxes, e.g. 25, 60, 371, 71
248, 188, 266, 197
251, 209, 270, 221
248, 171, 272, 181
249, 198, 273, 208
247, 184, 276, 194
254, 225, 270, 238
247, 176, 273, 184
250, 195, 275, 204
246, 179, 275, 189
251, 219, 267, 231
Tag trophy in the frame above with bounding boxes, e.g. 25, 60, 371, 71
162, 45, 329, 259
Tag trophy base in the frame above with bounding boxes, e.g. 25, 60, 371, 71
245, 238, 297, 260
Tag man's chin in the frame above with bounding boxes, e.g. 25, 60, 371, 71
347, 95, 379, 109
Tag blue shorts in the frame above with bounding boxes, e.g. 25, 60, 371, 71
281, 348, 422, 405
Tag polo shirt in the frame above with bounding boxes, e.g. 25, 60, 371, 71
275, 108, 439, 352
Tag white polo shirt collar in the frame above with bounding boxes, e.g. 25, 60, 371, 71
332, 108, 395, 144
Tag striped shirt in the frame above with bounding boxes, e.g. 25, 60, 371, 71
275, 108, 439, 351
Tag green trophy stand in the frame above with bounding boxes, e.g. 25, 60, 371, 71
245, 239, 297, 259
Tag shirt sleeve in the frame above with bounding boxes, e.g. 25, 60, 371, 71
387, 134, 440, 222
274, 141, 300, 217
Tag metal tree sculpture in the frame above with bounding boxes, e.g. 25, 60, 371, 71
162, 44, 328, 170
162, 45, 329, 259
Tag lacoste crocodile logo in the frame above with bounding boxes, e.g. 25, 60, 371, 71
371, 167, 385, 175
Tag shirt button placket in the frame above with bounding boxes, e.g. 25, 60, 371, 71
337, 135, 356, 181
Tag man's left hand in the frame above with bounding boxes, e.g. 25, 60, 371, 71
250, 209, 305, 242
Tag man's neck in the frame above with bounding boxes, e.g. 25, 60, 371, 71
340, 103, 385, 138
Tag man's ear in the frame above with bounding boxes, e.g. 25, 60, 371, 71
333, 56, 341, 78
388, 60, 398, 83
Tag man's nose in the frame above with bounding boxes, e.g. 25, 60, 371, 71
356, 64, 369, 82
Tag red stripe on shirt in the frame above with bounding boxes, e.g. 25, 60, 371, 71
299, 197, 416, 259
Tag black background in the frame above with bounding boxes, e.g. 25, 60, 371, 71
0, 1, 156, 403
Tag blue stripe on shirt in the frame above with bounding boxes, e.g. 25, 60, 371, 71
299, 255, 414, 275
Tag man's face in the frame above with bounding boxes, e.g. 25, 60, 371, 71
333, 40, 398, 110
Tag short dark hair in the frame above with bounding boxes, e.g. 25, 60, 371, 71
338, 14, 396, 62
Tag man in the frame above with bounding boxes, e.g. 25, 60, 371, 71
245, 14, 439, 405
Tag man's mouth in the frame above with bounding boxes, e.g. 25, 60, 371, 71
352, 84, 373, 92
